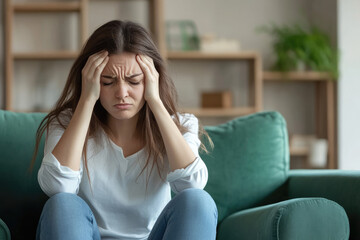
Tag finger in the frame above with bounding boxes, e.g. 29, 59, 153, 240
82, 52, 105, 78
83, 50, 108, 78
139, 55, 157, 76
137, 55, 152, 77
85, 51, 109, 79
83, 50, 106, 71
89, 50, 108, 71
94, 56, 110, 79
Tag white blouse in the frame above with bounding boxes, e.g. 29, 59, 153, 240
38, 113, 208, 240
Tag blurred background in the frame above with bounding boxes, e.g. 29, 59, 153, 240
1, 0, 359, 170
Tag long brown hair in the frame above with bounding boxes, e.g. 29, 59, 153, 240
31, 20, 211, 181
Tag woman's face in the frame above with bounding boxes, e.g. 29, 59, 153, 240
100, 52, 145, 122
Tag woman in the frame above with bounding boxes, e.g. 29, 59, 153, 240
32, 20, 217, 240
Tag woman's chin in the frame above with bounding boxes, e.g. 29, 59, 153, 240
109, 110, 138, 122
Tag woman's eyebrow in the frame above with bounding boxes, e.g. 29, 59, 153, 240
126, 73, 143, 78
101, 73, 143, 79
101, 75, 116, 79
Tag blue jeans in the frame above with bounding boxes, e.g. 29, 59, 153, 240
36, 188, 218, 240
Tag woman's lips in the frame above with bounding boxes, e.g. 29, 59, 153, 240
114, 103, 132, 110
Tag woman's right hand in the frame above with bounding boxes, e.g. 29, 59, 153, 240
80, 50, 109, 104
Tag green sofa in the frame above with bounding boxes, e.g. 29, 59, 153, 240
0, 110, 359, 239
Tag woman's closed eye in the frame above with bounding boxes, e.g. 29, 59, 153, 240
128, 80, 142, 85
101, 79, 114, 86
100, 74, 143, 86
101, 75, 115, 86
126, 75, 143, 85
102, 81, 113, 86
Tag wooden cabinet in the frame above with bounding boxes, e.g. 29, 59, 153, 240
263, 71, 337, 169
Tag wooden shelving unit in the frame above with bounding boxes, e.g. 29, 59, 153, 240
5, 0, 258, 117
167, 51, 263, 118
263, 71, 336, 169
4, 0, 164, 112
4, 0, 89, 111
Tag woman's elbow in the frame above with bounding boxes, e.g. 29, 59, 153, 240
38, 167, 79, 197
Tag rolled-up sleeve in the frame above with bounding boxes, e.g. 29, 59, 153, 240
38, 123, 83, 197
167, 114, 208, 194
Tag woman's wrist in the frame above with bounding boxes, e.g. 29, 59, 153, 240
79, 95, 97, 109
146, 97, 163, 111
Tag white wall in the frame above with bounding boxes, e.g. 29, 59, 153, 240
337, 0, 360, 169
165, 0, 310, 69
307, 0, 337, 46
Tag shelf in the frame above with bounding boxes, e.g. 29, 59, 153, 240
13, 2, 81, 12
167, 51, 259, 60
263, 71, 333, 81
181, 107, 256, 117
13, 51, 79, 60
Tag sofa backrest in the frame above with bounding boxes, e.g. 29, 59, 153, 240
0, 110, 48, 239
202, 111, 289, 222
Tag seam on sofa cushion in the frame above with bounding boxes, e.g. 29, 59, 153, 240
278, 113, 289, 180
273, 207, 284, 240
0, 218, 11, 240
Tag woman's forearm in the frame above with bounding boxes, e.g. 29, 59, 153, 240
149, 100, 196, 172
51, 50, 108, 171
136, 54, 196, 171
52, 97, 95, 171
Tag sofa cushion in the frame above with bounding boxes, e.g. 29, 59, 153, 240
217, 197, 350, 240
0, 110, 48, 239
201, 111, 289, 222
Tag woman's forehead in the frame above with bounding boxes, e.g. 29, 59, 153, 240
104, 52, 141, 73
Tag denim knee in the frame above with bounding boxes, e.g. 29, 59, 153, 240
41, 192, 94, 223
174, 188, 218, 220
43, 192, 85, 211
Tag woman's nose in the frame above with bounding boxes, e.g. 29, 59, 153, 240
115, 81, 129, 99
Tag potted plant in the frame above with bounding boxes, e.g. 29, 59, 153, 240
259, 24, 339, 78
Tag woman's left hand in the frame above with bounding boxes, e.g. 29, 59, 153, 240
136, 54, 161, 105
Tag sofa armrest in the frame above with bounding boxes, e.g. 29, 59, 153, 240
288, 170, 360, 239
0, 218, 11, 240
217, 198, 349, 240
